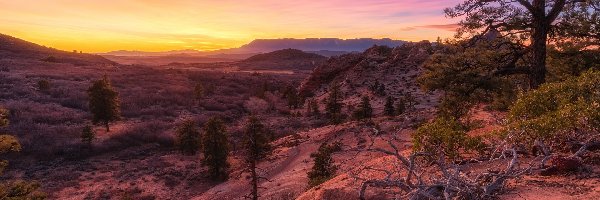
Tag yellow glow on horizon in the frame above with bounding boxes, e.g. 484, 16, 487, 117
0, 0, 459, 52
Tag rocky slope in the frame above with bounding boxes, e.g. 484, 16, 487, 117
299, 41, 439, 114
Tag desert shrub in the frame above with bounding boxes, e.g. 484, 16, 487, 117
504, 70, 600, 150
101, 120, 173, 151
305, 99, 320, 117
37, 79, 50, 91
175, 120, 200, 155
307, 143, 338, 187
413, 117, 485, 159
194, 82, 204, 100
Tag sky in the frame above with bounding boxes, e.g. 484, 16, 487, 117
0, 0, 461, 53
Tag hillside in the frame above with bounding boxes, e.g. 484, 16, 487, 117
299, 41, 439, 114
234, 49, 328, 71
0, 34, 116, 66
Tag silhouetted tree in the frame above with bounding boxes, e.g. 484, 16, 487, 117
242, 117, 271, 200
87, 75, 121, 132
201, 117, 229, 181
447, 0, 600, 88
307, 143, 338, 187
81, 125, 95, 147
384, 96, 395, 116
325, 84, 343, 124
353, 96, 373, 120
176, 120, 200, 155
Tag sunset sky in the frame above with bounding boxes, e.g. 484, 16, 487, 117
0, 0, 461, 53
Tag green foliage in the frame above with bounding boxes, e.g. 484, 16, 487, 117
413, 117, 485, 159
307, 143, 338, 187
352, 96, 373, 120
201, 117, 229, 181
418, 40, 522, 118
547, 42, 600, 83
0, 108, 46, 199
325, 84, 344, 124
505, 70, 600, 149
81, 125, 95, 147
175, 120, 200, 155
0, 180, 47, 200
384, 96, 395, 116
37, 79, 50, 91
87, 75, 121, 132
243, 117, 272, 162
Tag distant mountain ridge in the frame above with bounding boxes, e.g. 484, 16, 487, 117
100, 38, 407, 57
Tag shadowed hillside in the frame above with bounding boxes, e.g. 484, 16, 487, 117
0, 34, 116, 66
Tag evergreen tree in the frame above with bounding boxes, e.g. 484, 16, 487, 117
307, 143, 338, 187
325, 84, 343, 124
286, 87, 301, 109
353, 96, 373, 120
242, 117, 271, 200
81, 125, 95, 147
194, 82, 205, 101
396, 98, 407, 115
87, 75, 121, 132
201, 117, 230, 181
176, 120, 200, 155
384, 96, 395, 116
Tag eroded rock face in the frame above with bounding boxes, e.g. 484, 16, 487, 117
298, 41, 437, 113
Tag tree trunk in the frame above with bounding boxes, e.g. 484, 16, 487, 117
529, 0, 549, 89
250, 160, 258, 200
105, 121, 110, 132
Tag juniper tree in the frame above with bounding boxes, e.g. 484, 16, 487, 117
307, 143, 338, 187
384, 96, 395, 116
306, 99, 320, 117
201, 117, 230, 181
242, 117, 271, 200
87, 75, 121, 132
285, 86, 301, 109
325, 84, 343, 124
176, 120, 200, 155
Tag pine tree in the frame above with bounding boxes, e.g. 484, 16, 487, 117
307, 143, 338, 187
201, 117, 230, 181
176, 120, 200, 155
87, 75, 121, 132
81, 125, 95, 147
396, 97, 406, 115
384, 96, 395, 116
353, 96, 373, 120
285, 87, 300, 109
242, 117, 271, 200
325, 84, 343, 124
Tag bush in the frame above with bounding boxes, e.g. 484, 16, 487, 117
412, 117, 485, 159
37, 79, 50, 91
307, 143, 338, 187
81, 125, 95, 146
505, 70, 600, 150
